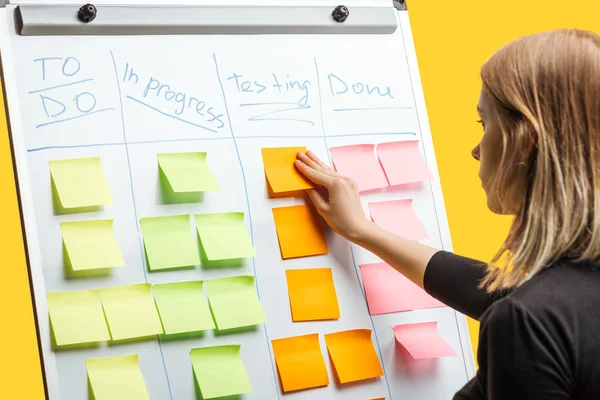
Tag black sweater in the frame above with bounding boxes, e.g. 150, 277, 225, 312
424, 250, 600, 400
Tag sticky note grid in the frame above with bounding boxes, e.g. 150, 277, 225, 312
45, 136, 446, 400
47, 276, 267, 345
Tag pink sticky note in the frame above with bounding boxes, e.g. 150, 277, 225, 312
393, 322, 456, 359
360, 262, 445, 315
377, 140, 433, 186
329, 144, 389, 192
369, 199, 428, 241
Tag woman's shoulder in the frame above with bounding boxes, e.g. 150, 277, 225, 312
477, 261, 600, 397
481, 259, 600, 353
510, 259, 600, 311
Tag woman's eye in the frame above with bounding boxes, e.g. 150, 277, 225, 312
477, 119, 485, 130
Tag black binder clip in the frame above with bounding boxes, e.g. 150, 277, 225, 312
332, 5, 349, 23
393, 0, 407, 10
77, 4, 97, 23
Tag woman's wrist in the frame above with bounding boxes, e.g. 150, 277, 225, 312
346, 219, 380, 246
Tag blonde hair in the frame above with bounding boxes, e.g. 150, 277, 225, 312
480, 29, 600, 291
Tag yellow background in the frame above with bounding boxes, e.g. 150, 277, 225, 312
0, 1, 598, 398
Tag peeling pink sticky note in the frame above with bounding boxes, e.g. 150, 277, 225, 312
329, 144, 389, 192
377, 140, 433, 186
393, 322, 456, 359
369, 199, 428, 241
359, 262, 445, 315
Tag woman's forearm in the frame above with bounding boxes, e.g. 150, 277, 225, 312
293, 151, 510, 319
352, 221, 513, 319
351, 220, 441, 289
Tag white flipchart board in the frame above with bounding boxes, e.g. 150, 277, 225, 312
0, 1, 476, 399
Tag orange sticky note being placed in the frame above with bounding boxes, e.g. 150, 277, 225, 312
271, 333, 329, 392
272, 205, 328, 259
262, 147, 315, 195
286, 268, 340, 321
324, 329, 384, 384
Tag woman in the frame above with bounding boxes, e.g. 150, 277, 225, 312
295, 29, 600, 399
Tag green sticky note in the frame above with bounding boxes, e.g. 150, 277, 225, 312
140, 215, 200, 271
47, 289, 110, 347
100, 284, 163, 341
86, 354, 149, 400
49, 157, 112, 210
195, 213, 255, 266
158, 152, 220, 193
153, 281, 215, 335
191, 345, 252, 399
205, 276, 265, 331
61, 220, 124, 273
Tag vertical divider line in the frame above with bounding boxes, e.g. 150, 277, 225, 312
109, 50, 174, 400
212, 52, 281, 400
313, 57, 393, 400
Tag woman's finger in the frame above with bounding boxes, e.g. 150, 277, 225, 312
319, 168, 342, 177
297, 151, 323, 171
294, 160, 334, 187
306, 150, 332, 170
307, 188, 330, 213
300, 151, 341, 178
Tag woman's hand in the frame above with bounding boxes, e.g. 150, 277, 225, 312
295, 149, 439, 288
295, 151, 371, 241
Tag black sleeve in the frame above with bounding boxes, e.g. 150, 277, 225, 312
476, 298, 572, 399
423, 250, 512, 320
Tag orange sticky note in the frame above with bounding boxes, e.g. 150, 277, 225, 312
324, 329, 384, 384
271, 333, 329, 392
262, 147, 315, 195
272, 205, 328, 259
286, 268, 340, 321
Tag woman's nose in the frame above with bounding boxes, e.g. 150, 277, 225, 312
472, 144, 481, 161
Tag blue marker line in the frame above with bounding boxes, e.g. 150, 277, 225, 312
237, 135, 324, 139
26, 132, 418, 152
349, 247, 394, 398
213, 52, 281, 400
240, 101, 304, 107
35, 108, 114, 129
249, 117, 315, 125
314, 56, 394, 400
126, 95, 217, 133
313, 58, 330, 164
328, 132, 417, 138
28, 78, 95, 94
27, 142, 123, 152
130, 137, 232, 145
248, 105, 314, 126
333, 106, 412, 112
109, 50, 174, 400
